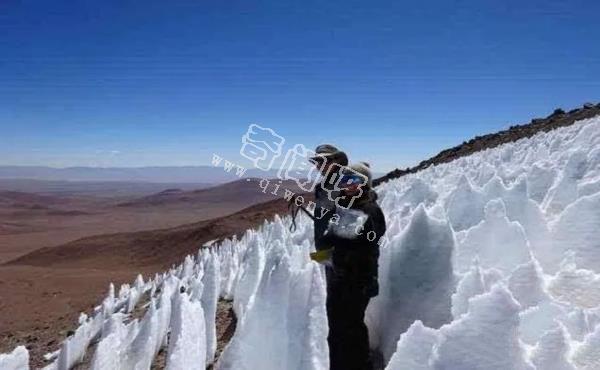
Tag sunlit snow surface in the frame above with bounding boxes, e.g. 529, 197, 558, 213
3, 117, 600, 370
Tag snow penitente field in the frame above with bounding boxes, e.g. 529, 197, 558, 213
2, 116, 600, 369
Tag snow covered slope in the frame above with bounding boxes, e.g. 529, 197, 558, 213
3, 115, 600, 370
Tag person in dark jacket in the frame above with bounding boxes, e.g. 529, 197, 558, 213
318, 161, 386, 370
309, 144, 349, 251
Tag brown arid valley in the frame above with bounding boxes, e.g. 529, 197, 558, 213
0, 178, 302, 367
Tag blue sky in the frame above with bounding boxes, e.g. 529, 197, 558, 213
1, 0, 599, 172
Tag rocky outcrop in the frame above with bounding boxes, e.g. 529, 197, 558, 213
374, 102, 600, 186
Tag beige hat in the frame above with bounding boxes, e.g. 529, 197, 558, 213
344, 162, 372, 188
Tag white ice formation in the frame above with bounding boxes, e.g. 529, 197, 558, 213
4, 116, 600, 369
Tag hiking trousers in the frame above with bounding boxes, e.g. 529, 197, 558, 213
327, 280, 372, 370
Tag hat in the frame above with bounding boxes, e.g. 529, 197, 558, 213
344, 162, 373, 188
310, 144, 348, 166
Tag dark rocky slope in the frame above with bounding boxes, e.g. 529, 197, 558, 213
374, 102, 600, 186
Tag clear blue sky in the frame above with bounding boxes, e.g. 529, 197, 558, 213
1, 0, 599, 172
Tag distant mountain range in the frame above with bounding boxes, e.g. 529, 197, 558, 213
0, 165, 278, 184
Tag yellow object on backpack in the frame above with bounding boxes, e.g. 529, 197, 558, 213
310, 248, 334, 265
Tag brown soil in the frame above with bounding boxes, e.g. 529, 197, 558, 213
0, 266, 137, 368
0, 178, 300, 264
0, 196, 300, 367
212, 300, 237, 366
8, 196, 304, 272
